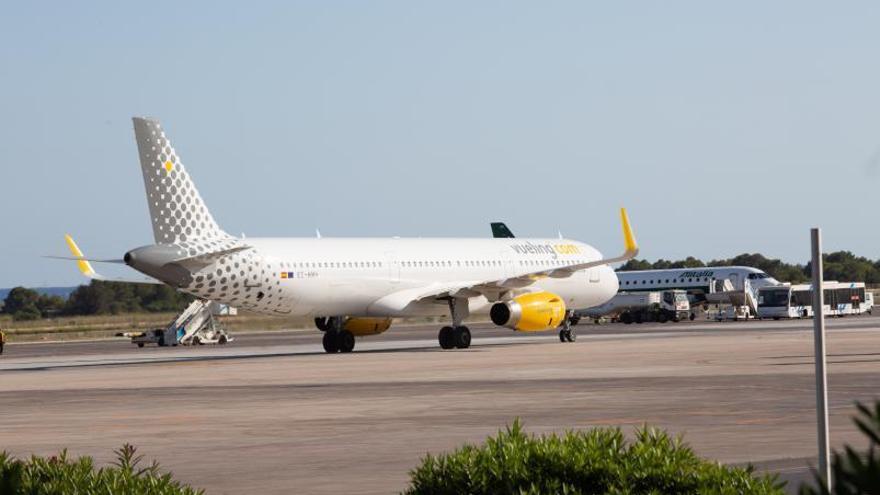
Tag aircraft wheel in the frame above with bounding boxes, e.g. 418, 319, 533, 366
137, 343, 145, 348
620, 313, 633, 325
322, 332, 340, 353
454, 326, 471, 349
559, 329, 567, 342
438, 326, 455, 350
314, 317, 332, 332
657, 313, 668, 324
689, 313, 696, 321
218, 335, 228, 345
338, 330, 355, 353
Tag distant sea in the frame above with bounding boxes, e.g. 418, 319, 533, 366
0, 286, 79, 301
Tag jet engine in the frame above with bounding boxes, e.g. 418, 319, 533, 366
490, 292, 566, 332
343, 317, 392, 336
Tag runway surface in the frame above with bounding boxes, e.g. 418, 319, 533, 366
2, 316, 879, 494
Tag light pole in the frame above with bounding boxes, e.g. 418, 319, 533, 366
810, 228, 831, 489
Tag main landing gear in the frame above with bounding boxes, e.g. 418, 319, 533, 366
558, 311, 577, 343
317, 317, 356, 354
438, 297, 472, 350
438, 326, 471, 349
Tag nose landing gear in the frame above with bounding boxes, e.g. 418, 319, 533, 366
558, 311, 577, 342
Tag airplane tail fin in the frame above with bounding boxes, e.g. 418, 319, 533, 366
132, 117, 229, 247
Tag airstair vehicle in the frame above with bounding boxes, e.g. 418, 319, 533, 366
704, 278, 759, 321
121, 300, 233, 347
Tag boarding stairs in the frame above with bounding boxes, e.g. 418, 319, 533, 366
704, 278, 758, 319
704, 279, 736, 304
174, 300, 231, 345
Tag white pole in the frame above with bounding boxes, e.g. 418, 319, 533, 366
810, 228, 831, 488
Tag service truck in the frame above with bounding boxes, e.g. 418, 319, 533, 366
576, 290, 691, 324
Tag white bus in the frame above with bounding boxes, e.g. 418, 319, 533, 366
757, 282, 872, 319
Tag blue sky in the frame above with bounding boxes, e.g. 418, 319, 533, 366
2, 1, 879, 287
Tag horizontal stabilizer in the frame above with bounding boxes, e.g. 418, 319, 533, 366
44, 255, 125, 264
61, 234, 163, 285
171, 245, 252, 270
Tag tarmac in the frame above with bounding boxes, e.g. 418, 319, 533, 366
2, 316, 879, 494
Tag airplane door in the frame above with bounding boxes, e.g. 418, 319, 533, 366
728, 274, 740, 291
385, 252, 400, 284
500, 250, 515, 279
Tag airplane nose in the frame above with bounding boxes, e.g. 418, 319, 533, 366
605, 266, 620, 299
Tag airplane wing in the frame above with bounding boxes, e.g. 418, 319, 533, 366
60, 235, 164, 285
369, 208, 638, 313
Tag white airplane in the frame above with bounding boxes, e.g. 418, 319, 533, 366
61, 117, 639, 353
616, 266, 779, 296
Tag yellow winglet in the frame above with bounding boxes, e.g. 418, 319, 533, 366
620, 208, 638, 257
64, 234, 96, 277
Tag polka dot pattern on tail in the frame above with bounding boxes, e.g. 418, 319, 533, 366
132, 117, 232, 254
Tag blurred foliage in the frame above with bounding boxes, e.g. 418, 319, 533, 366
619, 251, 880, 284
2, 287, 65, 320
0, 444, 202, 495
800, 401, 880, 495
2, 282, 193, 319
404, 420, 783, 495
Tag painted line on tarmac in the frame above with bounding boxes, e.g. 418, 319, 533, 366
0, 330, 694, 372
3, 323, 877, 372
0, 335, 554, 371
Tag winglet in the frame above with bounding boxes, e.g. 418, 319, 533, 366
559, 208, 638, 270
620, 207, 638, 258
64, 234, 96, 277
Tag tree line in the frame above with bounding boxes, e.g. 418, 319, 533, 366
619, 251, 880, 285
2, 281, 193, 321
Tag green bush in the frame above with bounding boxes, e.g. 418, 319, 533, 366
800, 401, 880, 495
404, 420, 783, 495
11, 304, 41, 321
0, 444, 202, 495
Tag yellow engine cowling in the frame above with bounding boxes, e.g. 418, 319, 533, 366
343, 317, 392, 336
490, 292, 566, 332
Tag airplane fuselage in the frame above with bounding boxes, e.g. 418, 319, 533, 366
160, 237, 618, 318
